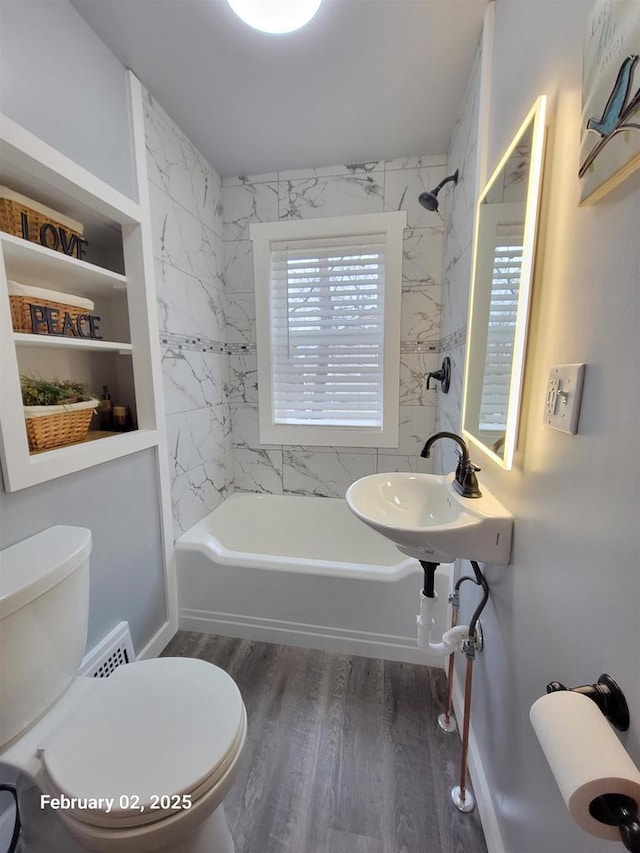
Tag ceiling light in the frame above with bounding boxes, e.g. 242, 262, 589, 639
226, 0, 323, 34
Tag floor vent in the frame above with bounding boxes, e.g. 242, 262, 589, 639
79, 621, 136, 678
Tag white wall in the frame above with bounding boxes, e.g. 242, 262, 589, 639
442, 4, 640, 852
0, 451, 166, 653
0, 0, 135, 199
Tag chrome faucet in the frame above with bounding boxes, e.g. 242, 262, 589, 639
420, 431, 482, 498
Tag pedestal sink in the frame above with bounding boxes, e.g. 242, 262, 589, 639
345, 472, 513, 565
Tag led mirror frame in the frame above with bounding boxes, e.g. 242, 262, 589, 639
461, 95, 547, 470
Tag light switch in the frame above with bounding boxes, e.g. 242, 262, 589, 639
544, 364, 586, 434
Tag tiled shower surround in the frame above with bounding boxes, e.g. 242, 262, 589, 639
145, 88, 454, 527
223, 159, 448, 497
144, 91, 233, 536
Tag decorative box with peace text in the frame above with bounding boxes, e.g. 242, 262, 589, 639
8, 280, 102, 339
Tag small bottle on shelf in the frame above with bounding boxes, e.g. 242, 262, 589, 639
111, 404, 132, 431
98, 385, 113, 430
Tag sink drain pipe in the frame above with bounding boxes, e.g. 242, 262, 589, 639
420, 560, 438, 598
416, 560, 474, 657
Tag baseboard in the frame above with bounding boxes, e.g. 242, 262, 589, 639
450, 667, 505, 853
136, 619, 176, 660
180, 607, 443, 666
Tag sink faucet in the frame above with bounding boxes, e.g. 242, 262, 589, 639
420, 431, 482, 498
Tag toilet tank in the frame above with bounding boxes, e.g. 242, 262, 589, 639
0, 526, 92, 748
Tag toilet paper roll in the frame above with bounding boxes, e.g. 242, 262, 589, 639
530, 691, 640, 840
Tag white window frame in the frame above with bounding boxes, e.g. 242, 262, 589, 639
251, 211, 406, 447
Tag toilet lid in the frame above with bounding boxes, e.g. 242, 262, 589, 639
39, 658, 245, 828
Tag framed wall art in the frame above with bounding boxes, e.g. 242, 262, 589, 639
579, 0, 640, 205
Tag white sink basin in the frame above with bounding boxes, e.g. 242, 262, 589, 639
345, 472, 513, 565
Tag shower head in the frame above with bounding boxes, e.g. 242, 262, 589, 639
418, 169, 459, 212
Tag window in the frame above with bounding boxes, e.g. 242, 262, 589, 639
251, 212, 406, 446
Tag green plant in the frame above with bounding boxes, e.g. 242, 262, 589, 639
20, 375, 91, 406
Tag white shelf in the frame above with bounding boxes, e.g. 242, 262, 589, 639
14, 333, 133, 354
1, 232, 127, 297
19, 429, 160, 490
0, 114, 141, 227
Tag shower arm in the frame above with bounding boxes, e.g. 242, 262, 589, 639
432, 172, 458, 195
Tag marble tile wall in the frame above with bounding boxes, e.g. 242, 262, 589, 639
436, 43, 483, 475
144, 90, 233, 536
223, 157, 449, 497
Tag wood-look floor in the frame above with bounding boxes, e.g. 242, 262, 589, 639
161, 632, 488, 853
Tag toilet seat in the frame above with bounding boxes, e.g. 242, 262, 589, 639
38, 658, 245, 830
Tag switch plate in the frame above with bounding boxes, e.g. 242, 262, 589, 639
544, 364, 586, 434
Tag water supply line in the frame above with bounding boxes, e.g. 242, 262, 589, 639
416, 559, 490, 814
438, 590, 459, 734
438, 562, 489, 733
453, 650, 476, 812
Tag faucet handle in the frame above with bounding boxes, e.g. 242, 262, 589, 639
426, 357, 451, 393
452, 454, 482, 498
455, 450, 480, 470
454, 450, 478, 468
458, 461, 483, 498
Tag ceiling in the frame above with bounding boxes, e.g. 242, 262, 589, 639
71, 0, 487, 178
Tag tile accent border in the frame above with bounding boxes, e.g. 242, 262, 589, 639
400, 341, 440, 354
161, 337, 448, 358
227, 342, 257, 356
160, 331, 225, 354
441, 326, 467, 352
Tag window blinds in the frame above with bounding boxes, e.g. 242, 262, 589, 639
478, 234, 523, 430
269, 234, 386, 427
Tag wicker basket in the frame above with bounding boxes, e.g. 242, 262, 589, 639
0, 186, 84, 254
24, 399, 99, 451
8, 281, 95, 335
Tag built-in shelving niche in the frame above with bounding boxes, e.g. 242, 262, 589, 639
0, 98, 162, 491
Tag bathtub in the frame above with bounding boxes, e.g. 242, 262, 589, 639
176, 492, 452, 664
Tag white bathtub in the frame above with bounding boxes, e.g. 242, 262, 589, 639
176, 492, 451, 664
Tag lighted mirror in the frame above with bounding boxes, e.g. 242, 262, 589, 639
462, 95, 547, 470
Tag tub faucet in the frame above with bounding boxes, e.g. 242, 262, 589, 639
420, 431, 482, 498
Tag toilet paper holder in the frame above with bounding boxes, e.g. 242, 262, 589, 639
589, 793, 640, 853
546, 673, 629, 731
545, 674, 639, 852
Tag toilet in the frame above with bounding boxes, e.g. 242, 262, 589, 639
0, 526, 247, 853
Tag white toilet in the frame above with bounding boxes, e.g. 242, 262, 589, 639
0, 526, 247, 853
